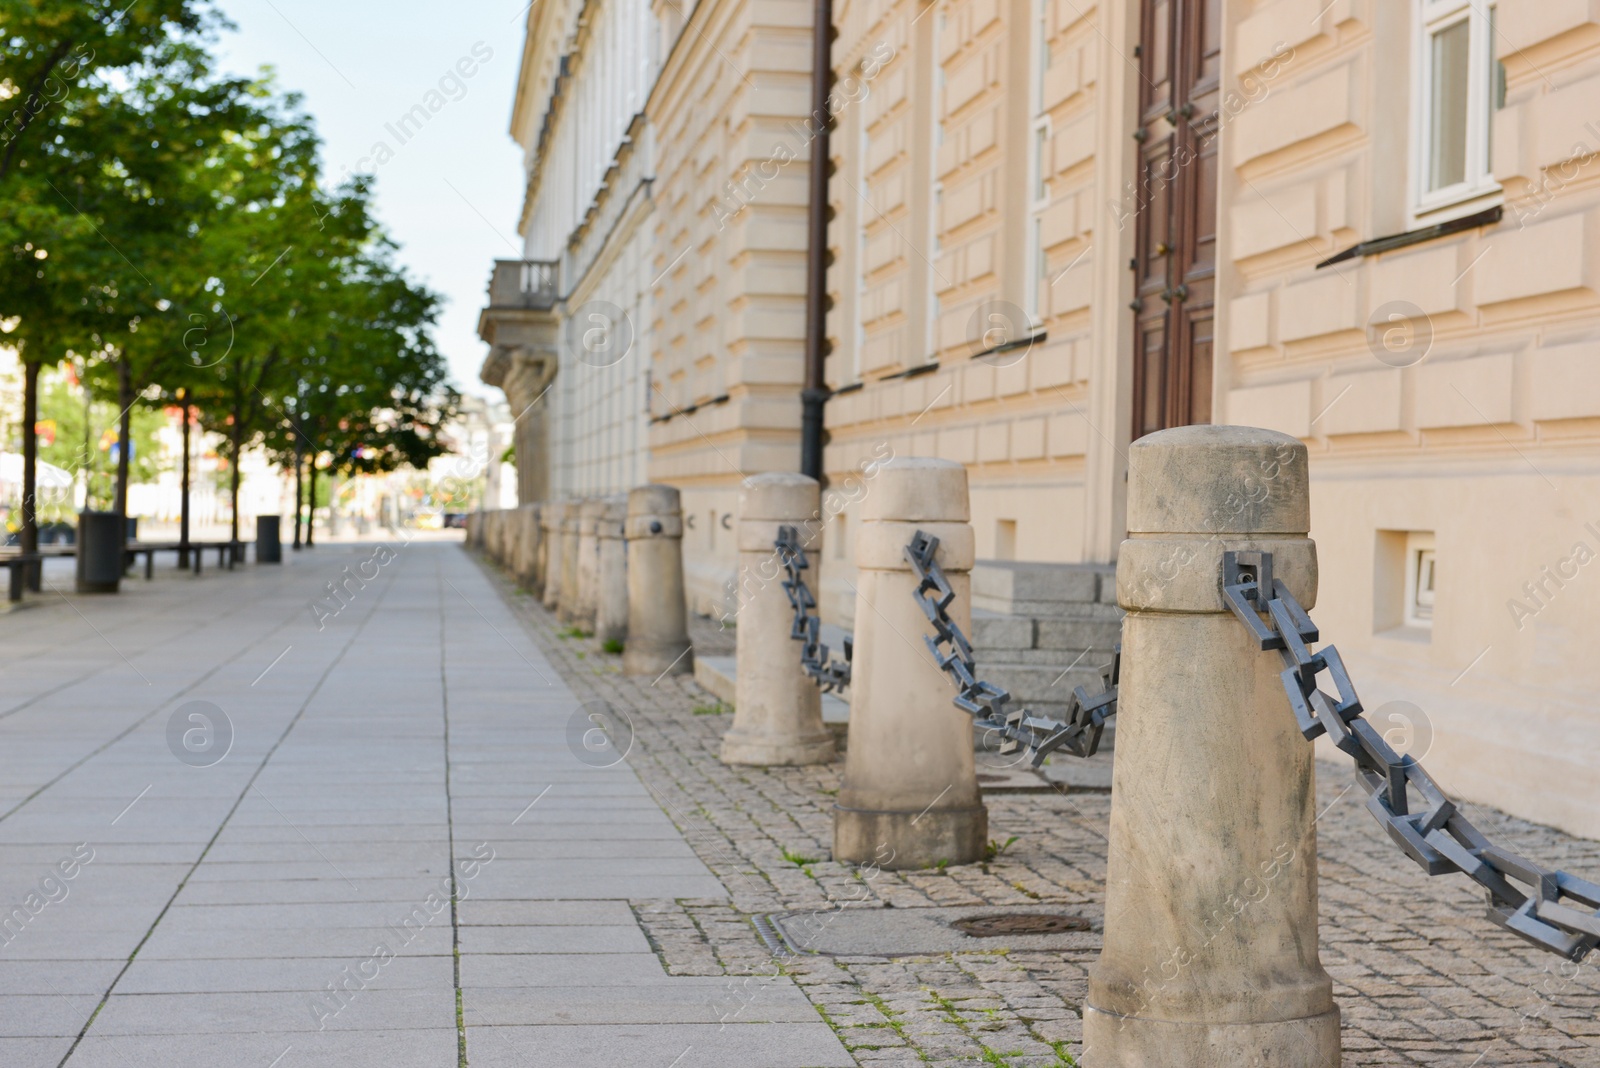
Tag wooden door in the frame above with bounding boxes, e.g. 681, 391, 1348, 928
1131, 0, 1220, 439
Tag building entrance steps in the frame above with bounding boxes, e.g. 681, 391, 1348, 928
969, 560, 1123, 733
695, 573, 1118, 790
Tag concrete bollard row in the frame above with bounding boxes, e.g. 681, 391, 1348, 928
470, 507, 546, 596
473, 490, 685, 671
469, 438, 1339, 1068
721, 473, 835, 767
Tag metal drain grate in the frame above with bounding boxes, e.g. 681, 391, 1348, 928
951, 913, 1091, 937
752, 913, 794, 956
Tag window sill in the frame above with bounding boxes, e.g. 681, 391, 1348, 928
1414, 187, 1503, 227
1318, 204, 1502, 269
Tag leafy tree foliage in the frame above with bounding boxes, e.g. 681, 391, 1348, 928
1, 3, 454, 552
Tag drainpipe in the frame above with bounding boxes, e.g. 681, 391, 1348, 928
799, 0, 835, 481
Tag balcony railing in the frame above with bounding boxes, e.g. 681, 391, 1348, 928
486, 260, 559, 311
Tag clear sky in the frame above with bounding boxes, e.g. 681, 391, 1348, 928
211, 0, 530, 400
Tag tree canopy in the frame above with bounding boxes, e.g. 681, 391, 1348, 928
1, 2, 456, 544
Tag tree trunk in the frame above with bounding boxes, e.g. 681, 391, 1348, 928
20, 360, 39, 555
292, 438, 303, 549
305, 462, 316, 547
229, 408, 242, 559
179, 402, 191, 567
81, 369, 92, 510
114, 356, 132, 528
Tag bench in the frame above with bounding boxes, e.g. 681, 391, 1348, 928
2, 555, 41, 602
0, 545, 75, 600
122, 540, 243, 577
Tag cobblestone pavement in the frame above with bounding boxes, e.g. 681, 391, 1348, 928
477, 554, 1600, 1068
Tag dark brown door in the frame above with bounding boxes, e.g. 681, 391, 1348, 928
1131, 0, 1219, 439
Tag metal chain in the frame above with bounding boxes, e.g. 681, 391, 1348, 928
1221, 550, 1600, 962
775, 526, 852, 692
905, 530, 1119, 766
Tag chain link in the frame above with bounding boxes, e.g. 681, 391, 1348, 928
905, 530, 1119, 766
1221, 549, 1600, 961
775, 526, 852, 692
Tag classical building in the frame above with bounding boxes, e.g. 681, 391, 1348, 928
481, 0, 1600, 837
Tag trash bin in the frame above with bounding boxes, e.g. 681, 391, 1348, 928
76, 511, 123, 594
125, 516, 139, 541
256, 515, 282, 564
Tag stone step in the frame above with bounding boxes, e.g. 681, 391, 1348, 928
977, 663, 1110, 703
974, 646, 1118, 667
970, 616, 1122, 658
1034, 615, 1122, 650
971, 559, 1117, 618
1039, 749, 1115, 791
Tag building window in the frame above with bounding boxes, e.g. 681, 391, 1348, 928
930, 183, 943, 357
1375, 529, 1435, 638
1026, 0, 1051, 322
856, 112, 870, 378
1413, 0, 1501, 218
1406, 535, 1437, 628
995, 518, 1017, 561
1035, 0, 1050, 108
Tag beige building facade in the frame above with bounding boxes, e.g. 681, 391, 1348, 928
482, 0, 1600, 837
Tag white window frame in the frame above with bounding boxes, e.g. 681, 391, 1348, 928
926, 0, 944, 363
1411, 0, 1501, 222
855, 108, 870, 379
929, 182, 943, 359
1026, 0, 1051, 324
1404, 531, 1437, 630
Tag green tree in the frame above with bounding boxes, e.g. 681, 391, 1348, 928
1, 1, 225, 555
263, 230, 456, 545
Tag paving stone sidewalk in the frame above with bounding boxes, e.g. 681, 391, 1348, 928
0, 542, 850, 1067
477, 552, 1600, 1068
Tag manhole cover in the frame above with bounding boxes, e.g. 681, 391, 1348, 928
951, 913, 1090, 937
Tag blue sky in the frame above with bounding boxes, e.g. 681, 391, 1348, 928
211, 0, 529, 399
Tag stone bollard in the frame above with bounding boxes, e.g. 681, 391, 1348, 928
1082, 425, 1338, 1067
515, 503, 541, 588
507, 509, 525, 574
574, 497, 605, 630
557, 500, 584, 623
540, 500, 568, 609
622, 484, 693, 677
594, 495, 629, 645
721, 473, 835, 766
834, 458, 985, 869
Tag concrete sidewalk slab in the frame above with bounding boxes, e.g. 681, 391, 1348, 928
0, 541, 850, 1067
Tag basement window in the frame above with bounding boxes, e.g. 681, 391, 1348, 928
995, 519, 1017, 561
1375, 529, 1435, 640
1407, 538, 1437, 628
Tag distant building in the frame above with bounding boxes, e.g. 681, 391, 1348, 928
480, 1, 1600, 838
